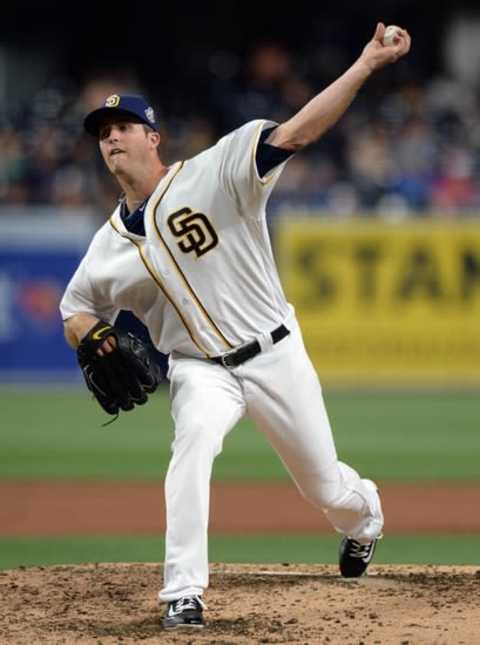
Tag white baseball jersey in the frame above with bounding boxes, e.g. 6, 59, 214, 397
60, 119, 291, 357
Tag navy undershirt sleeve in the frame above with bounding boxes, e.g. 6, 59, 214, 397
255, 126, 293, 178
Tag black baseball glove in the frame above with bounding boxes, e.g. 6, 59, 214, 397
77, 320, 163, 417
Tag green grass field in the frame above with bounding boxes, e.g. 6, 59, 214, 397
1, 387, 478, 568
1, 535, 479, 570
1, 387, 478, 482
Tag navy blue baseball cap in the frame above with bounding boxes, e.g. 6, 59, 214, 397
84, 94, 160, 137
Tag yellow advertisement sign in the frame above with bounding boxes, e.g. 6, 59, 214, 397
277, 218, 480, 386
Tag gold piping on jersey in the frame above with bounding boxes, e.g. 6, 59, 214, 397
108, 217, 211, 358
252, 121, 279, 185
150, 165, 235, 350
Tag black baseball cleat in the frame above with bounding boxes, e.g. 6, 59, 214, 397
162, 595, 205, 630
339, 536, 378, 578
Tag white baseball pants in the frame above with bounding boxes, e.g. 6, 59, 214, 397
159, 316, 383, 601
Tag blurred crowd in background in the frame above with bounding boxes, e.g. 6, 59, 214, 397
2, 24, 480, 218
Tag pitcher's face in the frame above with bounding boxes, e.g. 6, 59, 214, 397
99, 118, 159, 177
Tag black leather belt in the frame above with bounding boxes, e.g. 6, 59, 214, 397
212, 324, 290, 369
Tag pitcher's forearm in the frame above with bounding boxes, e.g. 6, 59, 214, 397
270, 60, 371, 150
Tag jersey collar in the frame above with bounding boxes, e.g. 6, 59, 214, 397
109, 161, 184, 240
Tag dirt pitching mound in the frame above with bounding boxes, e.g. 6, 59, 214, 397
1, 563, 479, 644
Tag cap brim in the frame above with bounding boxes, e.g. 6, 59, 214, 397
83, 107, 157, 137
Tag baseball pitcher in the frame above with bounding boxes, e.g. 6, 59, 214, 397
60, 23, 411, 630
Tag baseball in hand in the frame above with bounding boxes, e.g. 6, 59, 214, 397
383, 25, 402, 47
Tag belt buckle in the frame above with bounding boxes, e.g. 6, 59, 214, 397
220, 349, 237, 369
219, 339, 254, 369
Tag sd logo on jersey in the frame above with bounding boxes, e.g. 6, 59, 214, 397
167, 208, 218, 258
